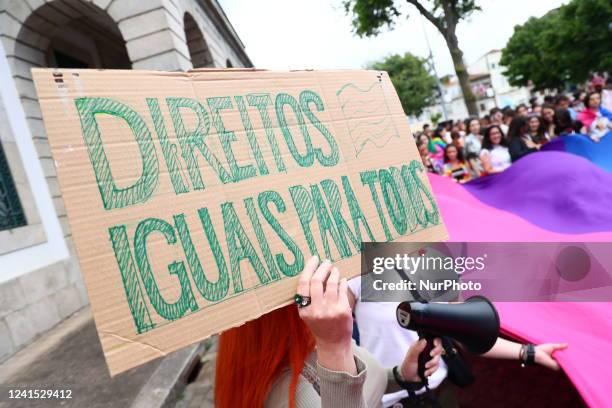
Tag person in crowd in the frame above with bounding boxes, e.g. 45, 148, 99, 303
456, 119, 467, 136
489, 107, 508, 134
421, 124, 433, 141
577, 92, 601, 129
442, 144, 471, 183
439, 124, 452, 144
417, 133, 429, 145
573, 91, 586, 111
417, 138, 442, 174
450, 130, 464, 151
508, 116, 540, 162
532, 104, 542, 115
556, 95, 577, 120
480, 125, 511, 174
429, 127, 447, 163
543, 95, 555, 105
554, 108, 577, 137
464, 118, 482, 156
463, 118, 483, 178
590, 75, 605, 93
215, 257, 444, 408
527, 115, 548, 144
540, 103, 556, 139
502, 108, 515, 130
479, 115, 491, 129
577, 91, 612, 142
515, 103, 529, 117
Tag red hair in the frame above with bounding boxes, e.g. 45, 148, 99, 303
215, 305, 315, 408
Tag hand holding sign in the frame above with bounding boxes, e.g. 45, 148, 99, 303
297, 256, 356, 374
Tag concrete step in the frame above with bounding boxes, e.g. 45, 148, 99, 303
174, 341, 217, 408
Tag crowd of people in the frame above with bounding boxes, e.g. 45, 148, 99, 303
415, 78, 612, 184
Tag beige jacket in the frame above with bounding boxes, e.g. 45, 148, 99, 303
265, 343, 402, 408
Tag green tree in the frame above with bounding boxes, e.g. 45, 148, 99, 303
344, 0, 481, 116
500, 13, 560, 90
430, 111, 442, 125
501, 0, 612, 90
368, 53, 437, 116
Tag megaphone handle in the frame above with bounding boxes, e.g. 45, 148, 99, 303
417, 331, 432, 386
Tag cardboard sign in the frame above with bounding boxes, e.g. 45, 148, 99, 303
32, 68, 447, 375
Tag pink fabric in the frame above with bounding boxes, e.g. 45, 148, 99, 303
428, 173, 612, 407
428, 174, 612, 242
577, 108, 598, 130
496, 303, 611, 408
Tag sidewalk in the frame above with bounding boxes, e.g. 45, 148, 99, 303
175, 340, 217, 408
0, 307, 208, 408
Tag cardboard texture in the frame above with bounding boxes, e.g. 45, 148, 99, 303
32, 68, 447, 375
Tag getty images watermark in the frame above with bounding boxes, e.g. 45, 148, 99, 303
359, 242, 612, 302
371, 252, 485, 293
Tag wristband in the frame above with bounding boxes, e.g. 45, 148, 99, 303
520, 344, 536, 367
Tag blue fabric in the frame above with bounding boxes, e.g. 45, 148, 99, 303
542, 132, 612, 172
600, 107, 612, 120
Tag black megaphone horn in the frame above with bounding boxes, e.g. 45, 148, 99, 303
396, 296, 500, 354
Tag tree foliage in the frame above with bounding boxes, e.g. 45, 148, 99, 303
343, 0, 480, 37
501, 0, 612, 90
343, 0, 481, 115
368, 53, 437, 116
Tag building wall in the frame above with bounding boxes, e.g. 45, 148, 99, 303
0, 0, 251, 362
0, 39, 77, 362
472, 51, 530, 110
423, 50, 533, 121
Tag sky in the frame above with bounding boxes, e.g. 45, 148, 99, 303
219, 0, 569, 76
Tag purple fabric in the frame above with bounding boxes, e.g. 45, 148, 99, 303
541, 137, 566, 152
464, 151, 612, 233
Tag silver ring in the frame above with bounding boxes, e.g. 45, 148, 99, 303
294, 294, 311, 308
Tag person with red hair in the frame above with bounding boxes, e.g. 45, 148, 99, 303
215, 256, 443, 408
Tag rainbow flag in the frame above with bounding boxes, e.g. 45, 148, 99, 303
428, 137, 612, 407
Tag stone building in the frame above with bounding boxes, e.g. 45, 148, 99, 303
0, 0, 252, 362
414, 49, 532, 126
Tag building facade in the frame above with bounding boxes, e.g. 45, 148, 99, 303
0, 0, 251, 362
467, 49, 531, 115
414, 49, 531, 126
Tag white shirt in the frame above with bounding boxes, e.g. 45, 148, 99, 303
480, 145, 511, 173
602, 89, 612, 112
500, 123, 509, 136
464, 133, 482, 155
349, 278, 448, 407
589, 112, 611, 141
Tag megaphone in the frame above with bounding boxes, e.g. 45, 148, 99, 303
396, 296, 500, 354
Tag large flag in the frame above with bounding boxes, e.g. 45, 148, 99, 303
428, 136, 612, 408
